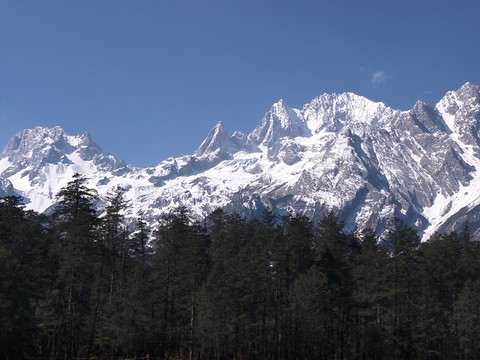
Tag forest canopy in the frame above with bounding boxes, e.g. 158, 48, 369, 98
1, 173, 480, 360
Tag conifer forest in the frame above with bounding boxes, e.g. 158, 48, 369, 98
2, 173, 480, 360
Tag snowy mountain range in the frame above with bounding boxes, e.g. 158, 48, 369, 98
1, 82, 480, 240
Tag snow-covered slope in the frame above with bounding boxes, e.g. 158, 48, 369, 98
1, 83, 480, 239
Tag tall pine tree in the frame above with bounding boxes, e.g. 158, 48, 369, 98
48, 173, 99, 359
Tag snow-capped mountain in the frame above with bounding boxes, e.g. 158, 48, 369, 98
1, 82, 480, 239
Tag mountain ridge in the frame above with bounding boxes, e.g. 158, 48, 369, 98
2, 83, 480, 239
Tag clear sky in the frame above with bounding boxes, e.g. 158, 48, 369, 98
1, 0, 479, 167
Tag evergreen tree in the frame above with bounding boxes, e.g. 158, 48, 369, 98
131, 217, 150, 269
152, 206, 209, 359
351, 227, 388, 359
94, 185, 131, 356
289, 265, 330, 358
276, 212, 315, 358
47, 173, 99, 359
0, 196, 51, 359
119, 217, 155, 355
417, 231, 465, 358
198, 210, 247, 359
382, 218, 421, 359
228, 217, 272, 359
252, 209, 284, 358
315, 211, 354, 359
453, 279, 480, 359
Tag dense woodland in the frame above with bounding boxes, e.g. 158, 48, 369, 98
1, 173, 480, 360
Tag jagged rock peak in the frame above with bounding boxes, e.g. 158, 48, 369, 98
410, 100, 437, 119
77, 131, 94, 145
302, 92, 395, 134
194, 121, 228, 157
306, 91, 387, 111
457, 82, 480, 97
270, 98, 287, 112
1, 126, 72, 159
402, 100, 447, 134
436, 82, 480, 110
435, 82, 480, 135
247, 99, 310, 148
4, 125, 102, 154
0, 126, 125, 174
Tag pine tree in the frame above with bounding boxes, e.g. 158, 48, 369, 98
415, 231, 466, 358
48, 173, 99, 359
152, 206, 209, 359
120, 217, 155, 355
315, 211, 355, 359
351, 227, 388, 359
104, 185, 130, 294
453, 279, 480, 359
382, 218, 421, 359
289, 265, 330, 359
131, 217, 150, 269
251, 209, 283, 358
0, 196, 51, 359
277, 212, 315, 358
199, 210, 266, 359
94, 185, 132, 356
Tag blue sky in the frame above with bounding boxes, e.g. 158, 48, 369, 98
1, 0, 479, 167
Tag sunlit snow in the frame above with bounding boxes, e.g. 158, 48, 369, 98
1, 83, 479, 239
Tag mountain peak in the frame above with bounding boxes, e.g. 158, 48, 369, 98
247, 99, 310, 148
459, 81, 479, 91
0, 126, 127, 182
435, 82, 480, 132
79, 131, 93, 144
302, 91, 393, 134
194, 121, 228, 157
437, 82, 480, 106
1, 126, 72, 162
272, 98, 286, 108
456, 82, 480, 101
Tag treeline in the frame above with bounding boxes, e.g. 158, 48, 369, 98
1, 174, 480, 360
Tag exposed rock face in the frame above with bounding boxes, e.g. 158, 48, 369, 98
1, 83, 480, 239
